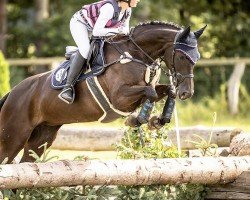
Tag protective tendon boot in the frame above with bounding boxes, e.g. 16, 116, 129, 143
58, 51, 86, 104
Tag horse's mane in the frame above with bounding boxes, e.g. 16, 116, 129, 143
111, 21, 182, 41
134, 21, 183, 31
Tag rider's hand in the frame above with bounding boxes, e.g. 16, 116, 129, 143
118, 26, 124, 34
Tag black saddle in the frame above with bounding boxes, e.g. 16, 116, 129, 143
51, 39, 106, 90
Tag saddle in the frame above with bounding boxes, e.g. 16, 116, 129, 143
51, 39, 106, 89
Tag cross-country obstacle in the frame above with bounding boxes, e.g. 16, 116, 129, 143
0, 157, 249, 190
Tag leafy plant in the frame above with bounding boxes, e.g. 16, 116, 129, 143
186, 112, 219, 156
29, 142, 59, 163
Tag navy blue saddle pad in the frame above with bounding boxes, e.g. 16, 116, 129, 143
51, 60, 105, 90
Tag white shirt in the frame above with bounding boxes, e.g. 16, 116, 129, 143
76, 3, 131, 37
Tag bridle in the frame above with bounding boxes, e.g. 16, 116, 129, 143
105, 28, 198, 87
128, 29, 197, 87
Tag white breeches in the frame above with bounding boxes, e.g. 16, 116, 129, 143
70, 15, 91, 59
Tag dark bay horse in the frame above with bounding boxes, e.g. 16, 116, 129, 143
0, 22, 206, 163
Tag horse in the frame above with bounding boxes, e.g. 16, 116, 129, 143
0, 21, 206, 163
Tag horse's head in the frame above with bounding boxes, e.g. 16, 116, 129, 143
164, 25, 207, 100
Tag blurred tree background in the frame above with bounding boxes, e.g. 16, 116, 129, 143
0, 0, 250, 126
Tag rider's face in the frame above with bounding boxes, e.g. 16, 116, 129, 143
130, 0, 140, 7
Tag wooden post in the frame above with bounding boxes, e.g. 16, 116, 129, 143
206, 171, 250, 200
227, 62, 246, 115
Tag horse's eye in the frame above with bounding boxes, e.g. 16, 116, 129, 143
178, 56, 185, 61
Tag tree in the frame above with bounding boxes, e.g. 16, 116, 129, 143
33, 0, 50, 74
0, 0, 7, 55
0, 51, 10, 97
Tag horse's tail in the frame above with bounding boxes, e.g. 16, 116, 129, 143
0, 92, 9, 112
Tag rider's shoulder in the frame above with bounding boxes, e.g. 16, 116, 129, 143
100, 2, 115, 11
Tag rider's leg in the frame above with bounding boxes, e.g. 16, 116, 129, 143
58, 51, 86, 104
59, 15, 90, 104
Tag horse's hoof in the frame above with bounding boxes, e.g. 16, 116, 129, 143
125, 115, 142, 128
148, 116, 164, 130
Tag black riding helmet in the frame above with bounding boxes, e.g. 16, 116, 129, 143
118, 0, 132, 7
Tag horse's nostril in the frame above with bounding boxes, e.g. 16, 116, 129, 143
180, 91, 191, 100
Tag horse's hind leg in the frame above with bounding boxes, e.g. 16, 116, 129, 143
20, 124, 61, 163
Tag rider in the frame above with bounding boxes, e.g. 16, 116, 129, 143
59, 0, 140, 104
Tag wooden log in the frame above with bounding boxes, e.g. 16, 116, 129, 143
229, 133, 250, 156
206, 171, 250, 200
52, 126, 124, 151
52, 126, 241, 151
0, 157, 249, 189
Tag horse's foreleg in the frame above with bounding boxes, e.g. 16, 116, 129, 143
119, 85, 158, 127
154, 84, 175, 102
20, 124, 61, 163
148, 84, 176, 130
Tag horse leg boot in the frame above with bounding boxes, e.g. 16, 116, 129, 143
58, 51, 86, 104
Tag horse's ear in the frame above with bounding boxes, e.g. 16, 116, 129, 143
177, 26, 191, 41
194, 25, 207, 39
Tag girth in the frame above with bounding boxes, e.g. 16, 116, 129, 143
86, 76, 130, 123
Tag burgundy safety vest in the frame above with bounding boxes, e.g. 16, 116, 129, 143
82, 0, 130, 28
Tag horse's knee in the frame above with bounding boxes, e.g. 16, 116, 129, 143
145, 87, 158, 102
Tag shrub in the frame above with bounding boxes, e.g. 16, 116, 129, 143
0, 51, 10, 97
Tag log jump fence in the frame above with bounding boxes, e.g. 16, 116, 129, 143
0, 157, 249, 199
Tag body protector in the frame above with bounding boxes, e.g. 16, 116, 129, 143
82, 0, 130, 28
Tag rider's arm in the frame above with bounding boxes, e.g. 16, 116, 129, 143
120, 8, 131, 35
92, 3, 120, 37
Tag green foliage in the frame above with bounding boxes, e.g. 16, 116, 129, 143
114, 125, 209, 200
29, 142, 59, 163
116, 126, 183, 159
186, 112, 219, 156
0, 51, 10, 98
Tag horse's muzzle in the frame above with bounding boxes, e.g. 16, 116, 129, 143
178, 89, 194, 100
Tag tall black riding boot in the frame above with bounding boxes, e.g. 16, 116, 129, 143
58, 51, 86, 104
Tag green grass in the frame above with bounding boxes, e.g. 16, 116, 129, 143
175, 91, 250, 132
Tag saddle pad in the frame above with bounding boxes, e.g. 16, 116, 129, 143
51, 60, 70, 89
51, 60, 106, 90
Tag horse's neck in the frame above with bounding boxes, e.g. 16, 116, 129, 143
133, 27, 178, 60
